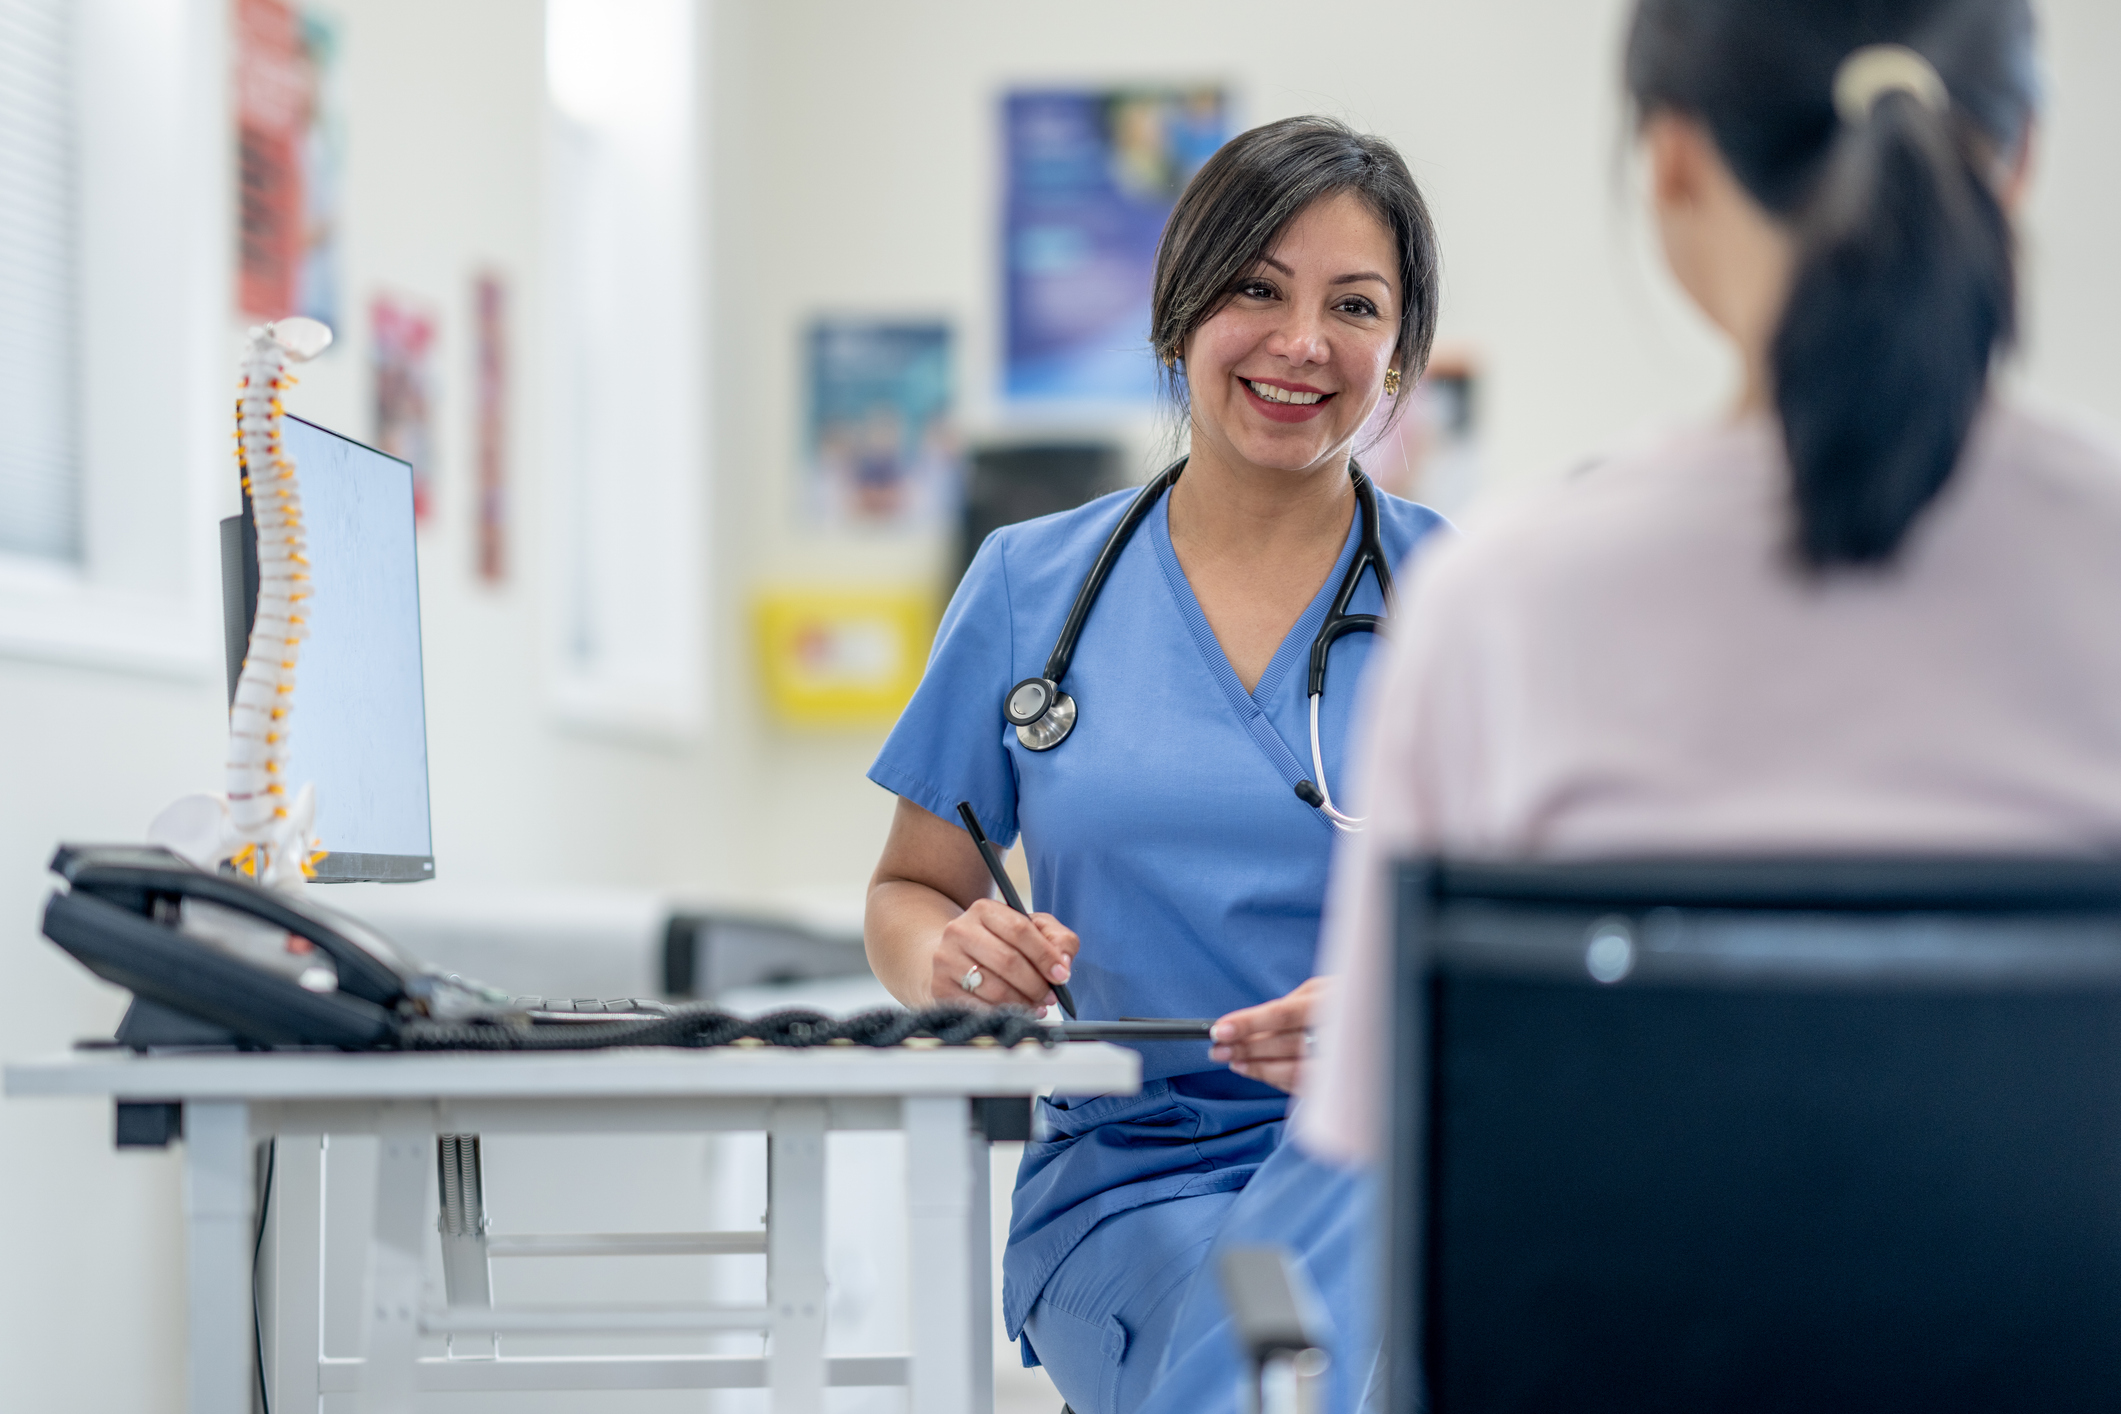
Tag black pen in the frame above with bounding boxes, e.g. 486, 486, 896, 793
956, 801, 1077, 1018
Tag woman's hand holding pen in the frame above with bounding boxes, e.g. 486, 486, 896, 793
866, 798, 1081, 1015
1210, 975, 1330, 1094
937, 898, 1079, 1012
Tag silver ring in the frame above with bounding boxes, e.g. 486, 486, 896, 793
960, 965, 983, 994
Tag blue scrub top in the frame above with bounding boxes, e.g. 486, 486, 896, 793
868, 471, 1445, 1338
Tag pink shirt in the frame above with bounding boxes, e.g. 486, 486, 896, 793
1301, 403, 2121, 1163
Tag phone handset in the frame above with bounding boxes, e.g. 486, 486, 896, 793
43, 844, 419, 1049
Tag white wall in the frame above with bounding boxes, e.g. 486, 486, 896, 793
5, 1, 2120, 1405
716, 0, 2121, 898
709, 0, 1706, 899
0, 1, 737, 1405
2017, 2, 2121, 415
712, 0, 2121, 894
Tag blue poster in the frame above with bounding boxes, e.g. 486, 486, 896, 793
806, 321, 960, 528
1004, 88, 1229, 404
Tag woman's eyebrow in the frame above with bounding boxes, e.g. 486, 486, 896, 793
1255, 256, 1393, 290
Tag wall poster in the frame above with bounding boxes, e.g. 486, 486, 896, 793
805, 320, 959, 529
1357, 351, 1481, 520
1003, 87, 1228, 404
473, 272, 509, 581
235, 0, 342, 327
371, 293, 437, 524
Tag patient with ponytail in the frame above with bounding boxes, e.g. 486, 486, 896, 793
1300, 0, 2121, 1162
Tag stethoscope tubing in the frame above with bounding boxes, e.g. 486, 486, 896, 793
1308, 691, 1365, 832
1040, 462, 1183, 685
1005, 456, 1392, 832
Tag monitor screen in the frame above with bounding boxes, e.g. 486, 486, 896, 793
226, 415, 434, 882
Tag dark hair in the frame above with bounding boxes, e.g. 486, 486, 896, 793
1627, 0, 2037, 568
1150, 116, 1441, 435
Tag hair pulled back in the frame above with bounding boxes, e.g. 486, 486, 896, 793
1627, 0, 2037, 568
1150, 116, 1441, 436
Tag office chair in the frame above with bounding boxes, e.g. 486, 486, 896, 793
1221, 1246, 1332, 1414
1388, 857, 2121, 1414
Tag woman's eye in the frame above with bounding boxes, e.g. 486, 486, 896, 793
1238, 280, 1277, 299
1337, 297, 1380, 317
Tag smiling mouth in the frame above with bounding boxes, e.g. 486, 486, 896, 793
1244, 378, 1330, 406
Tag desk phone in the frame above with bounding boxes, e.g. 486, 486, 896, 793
41, 845, 665, 1050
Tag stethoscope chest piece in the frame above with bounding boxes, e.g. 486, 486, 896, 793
996, 460, 1390, 823
1006, 676, 1076, 751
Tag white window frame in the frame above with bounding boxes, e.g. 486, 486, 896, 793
0, 0, 227, 679
540, 0, 708, 744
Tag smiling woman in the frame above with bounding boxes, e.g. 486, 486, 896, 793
1152, 116, 1439, 449
863, 115, 1447, 1414
1166, 186, 1417, 699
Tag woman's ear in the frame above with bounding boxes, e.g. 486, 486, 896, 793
1644, 111, 1719, 322
1996, 121, 2037, 215
1645, 110, 1714, 216
1640, 108, 1794, 382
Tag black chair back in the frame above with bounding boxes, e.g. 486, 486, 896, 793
1390, 858, 2121, 1414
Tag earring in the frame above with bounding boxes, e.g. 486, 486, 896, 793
1383, 366, 1402, 396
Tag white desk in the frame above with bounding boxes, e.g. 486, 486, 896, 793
6, 1042, 1137, 1414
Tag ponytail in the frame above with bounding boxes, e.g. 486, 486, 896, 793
1625, 0, 2037, 570
1774, 82, 2015, 567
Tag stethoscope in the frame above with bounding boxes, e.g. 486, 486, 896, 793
1001, 457, 1394, 832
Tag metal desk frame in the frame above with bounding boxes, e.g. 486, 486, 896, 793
6, 1043, 1137, 1414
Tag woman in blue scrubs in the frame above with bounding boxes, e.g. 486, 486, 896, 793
864, 116, 1446, 1414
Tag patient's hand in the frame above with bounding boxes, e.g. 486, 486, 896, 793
1210, 975, 1328, 1094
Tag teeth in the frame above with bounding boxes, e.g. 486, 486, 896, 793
1246, 379, 1324, 406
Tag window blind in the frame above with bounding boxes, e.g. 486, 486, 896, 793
0, 0, 82, 563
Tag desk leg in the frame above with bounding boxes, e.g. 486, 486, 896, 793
269, 1134, 325, 1413
768, 1100, 828, 1413
184, 1101, 253, 1414
967, 1124, 994, 1411
905, 1096, 991, 1414
358, 1103, 433, 1414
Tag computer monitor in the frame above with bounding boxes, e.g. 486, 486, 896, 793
1391, 859, 2121, 1414
220, 413, 434, 883
956, 442, 1119, 590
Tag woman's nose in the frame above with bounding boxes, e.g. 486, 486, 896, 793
1264, 309, 1331, 365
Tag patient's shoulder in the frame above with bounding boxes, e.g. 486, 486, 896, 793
1422, 401, 2121, 614
1975, 400, 2121, 511
1407, 418, 1783, 610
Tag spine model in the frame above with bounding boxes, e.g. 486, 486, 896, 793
227, 328, 316, 883
146, 317, 336, 889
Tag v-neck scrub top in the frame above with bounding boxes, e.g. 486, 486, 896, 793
868, 474, 1445, 1344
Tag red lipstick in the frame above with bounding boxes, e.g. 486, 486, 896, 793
1239, 375, 1336, 424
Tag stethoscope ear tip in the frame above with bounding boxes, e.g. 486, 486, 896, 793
1297, 776, 1365, 832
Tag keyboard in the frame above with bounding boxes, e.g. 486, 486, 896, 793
512, 997, 676, 1019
